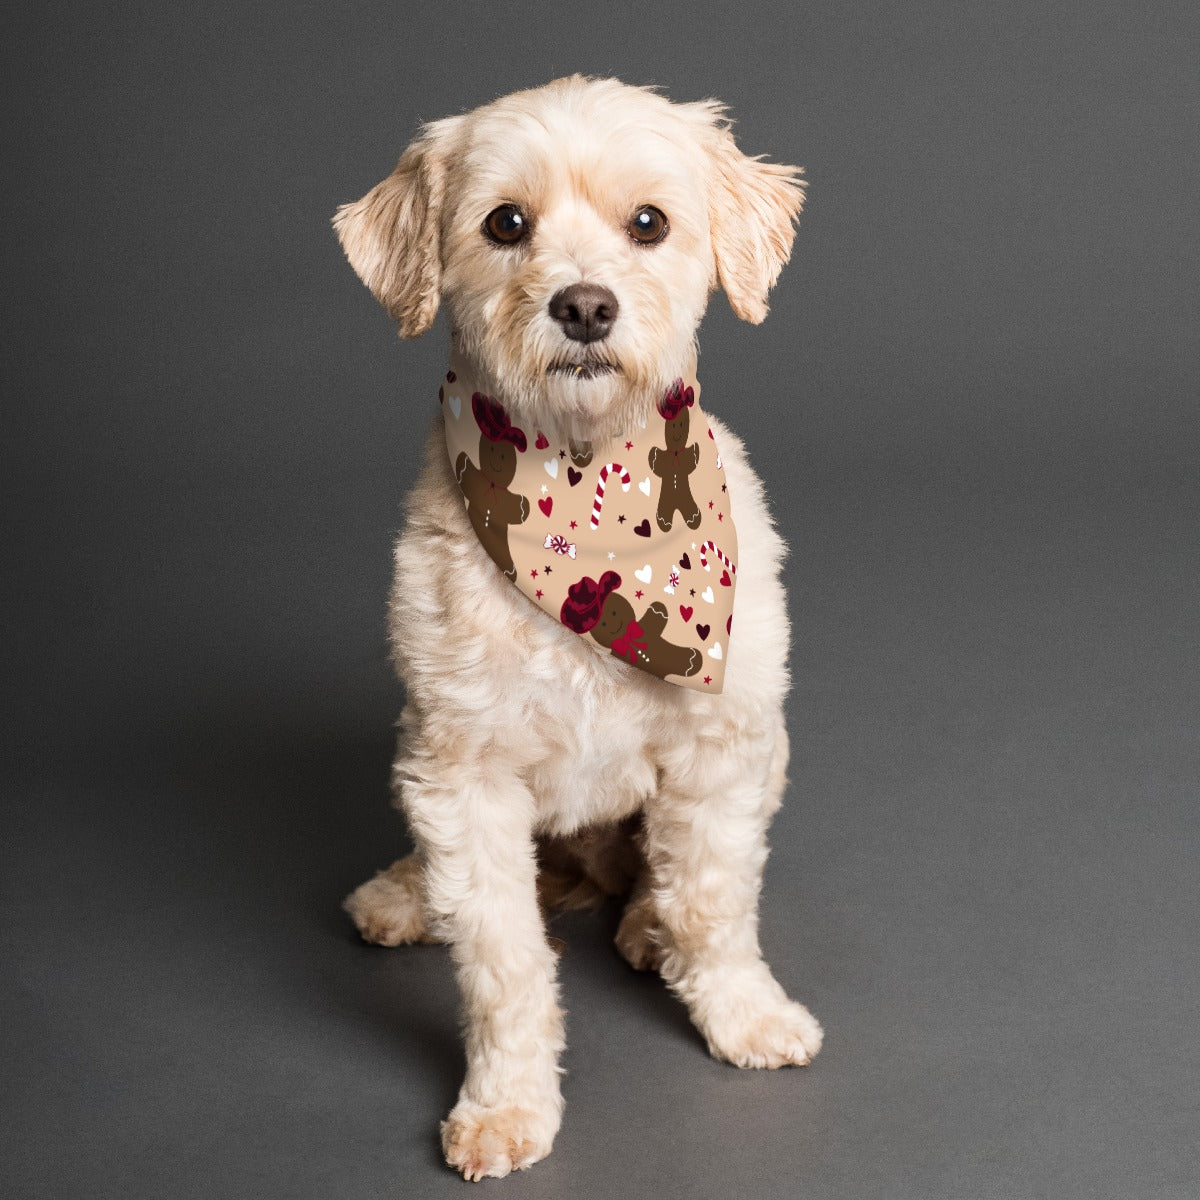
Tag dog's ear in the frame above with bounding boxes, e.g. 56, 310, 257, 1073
702, 114, 806, 324
332, 117, 461, 338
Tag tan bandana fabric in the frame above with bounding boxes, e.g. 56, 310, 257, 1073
440, 359, 738, 692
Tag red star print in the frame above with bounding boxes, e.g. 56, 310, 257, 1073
708, 500, 714, 509
535, 589, 544, 599
635, 589, 643, 599
530, 568, 538, 579
703, 675, 712, 685
625, 440, 633, 450
569, 520, 578, 529
718, 512, 723, 521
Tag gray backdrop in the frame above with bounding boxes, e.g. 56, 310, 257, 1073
3, 2, 1198, 1197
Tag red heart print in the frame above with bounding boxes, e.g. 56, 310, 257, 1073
679, 605, 693, 622
695, 623, 710, 641
567, 467, 582, 486
726, 615, 732, 634
720, 569, 732, 587
538, 497, 553, 517
535, 432, 550, 450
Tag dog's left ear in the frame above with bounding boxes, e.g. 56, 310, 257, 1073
332, 116, 461, 338
701, 115, 806, 324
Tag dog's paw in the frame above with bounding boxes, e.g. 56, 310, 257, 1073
614, 900, 664, 972
441, 1104, 556, 1181
704, 997, 824, 1069
342, 856, 436, 947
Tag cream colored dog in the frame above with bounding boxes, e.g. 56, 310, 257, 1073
334, 75, 822, 1181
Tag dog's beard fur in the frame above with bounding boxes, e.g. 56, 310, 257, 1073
449, 322, 696, 443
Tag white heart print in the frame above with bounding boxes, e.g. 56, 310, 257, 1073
708, 642, 723, 659
701, 586, 715, 604
447, 394, 461, 419
634, 564, 652, 584
544, 459, 559, 479
638, 477, 651, 496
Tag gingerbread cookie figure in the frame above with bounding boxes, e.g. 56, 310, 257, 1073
561, 572, 702, 681
648, 380, 702, 532
454, 393, 530, 580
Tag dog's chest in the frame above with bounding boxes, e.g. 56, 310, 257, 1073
523, 680, 662, 835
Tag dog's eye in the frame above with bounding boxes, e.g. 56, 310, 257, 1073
483, 205, 530, 246
628, 206, 668, 245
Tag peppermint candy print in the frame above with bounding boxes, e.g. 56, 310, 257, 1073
543, 533, 578, 559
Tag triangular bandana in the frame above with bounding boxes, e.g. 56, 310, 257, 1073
440, 360, 738, 692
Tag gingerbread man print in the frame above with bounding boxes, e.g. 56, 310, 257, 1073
560, 572, 702, 681
648, 379, 702, 532
567, 438, 593, 467
455, 393, 530, 579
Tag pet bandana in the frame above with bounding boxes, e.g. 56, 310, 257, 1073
440, 358, 738, 692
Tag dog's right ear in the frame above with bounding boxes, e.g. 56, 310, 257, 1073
690, 104, 805, 325
332, 117, 461, 338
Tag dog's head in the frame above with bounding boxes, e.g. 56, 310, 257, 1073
334, 76, 804, 435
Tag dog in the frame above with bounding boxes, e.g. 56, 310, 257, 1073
334, 75, 822, 1181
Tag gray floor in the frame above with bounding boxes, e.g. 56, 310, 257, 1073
4, 2, 1198, 1197
5, 472, 1198, 1199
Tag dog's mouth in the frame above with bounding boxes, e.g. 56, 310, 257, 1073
547, 359, 621, 380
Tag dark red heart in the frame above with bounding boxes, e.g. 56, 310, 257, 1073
567, 467, 582, 486
720, 569, 732, 587
679, 553, 691, 570
695, 623, 710, 641
726, 615, 732, 635
535, 431, 550, 450
634, 519, 651, 537
446, 370, 456, 382
679, 605, 693, 622
538, 497, 553, 517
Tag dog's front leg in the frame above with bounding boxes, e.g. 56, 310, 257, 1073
403, 761, 564, 1180
644, 719, 824, 1069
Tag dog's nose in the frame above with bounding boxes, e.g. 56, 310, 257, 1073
548, 283, 619, 343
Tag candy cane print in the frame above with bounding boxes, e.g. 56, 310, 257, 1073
589, 463, 631, 529
698, 539, 736, 575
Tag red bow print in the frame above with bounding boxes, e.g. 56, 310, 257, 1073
611, 620, 647, 664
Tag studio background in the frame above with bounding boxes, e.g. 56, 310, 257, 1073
3, 3, 1197, 1198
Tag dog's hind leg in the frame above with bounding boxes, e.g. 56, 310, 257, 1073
536, 816, 642, 915
343, 853, 440, 947
643, 715, 824, 1069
